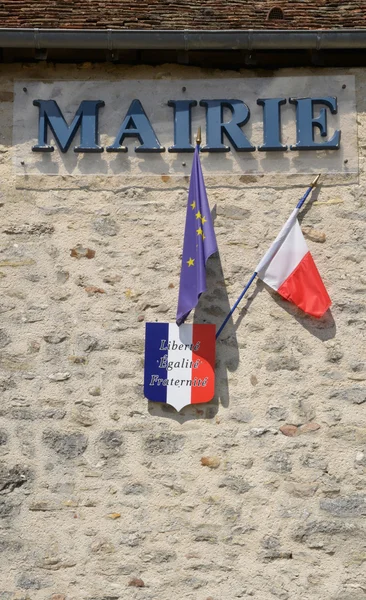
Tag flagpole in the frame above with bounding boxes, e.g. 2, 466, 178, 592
196, 126, 201, 148
215, 174, 321, 340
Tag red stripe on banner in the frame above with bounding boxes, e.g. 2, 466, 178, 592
191, 324, 216, 404
277, 251, 331, 318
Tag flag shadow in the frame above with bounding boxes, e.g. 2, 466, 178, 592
262, 282, 336, 341
231, 279, 263, 333
147, 249, 239, 423
193, 250, 240, 411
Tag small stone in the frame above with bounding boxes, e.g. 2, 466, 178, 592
266, 355, 300, 372
267, 406, 288, 421
219, 477, 250, 494
294, 520, 359, 542
250, 427, 270, 436
68, 356, 87, 365
128, 578, 145, 588
0, 430, 8, 445
90, 539, 115, 554
70, 245, 95, 259
84, 286, 106, 295
56, 270, 69, 284
71, 406, 95, 427
0, 258, 36, 268
300, 453, 328, 471
145, 433, 185, 455
350, 362, 365, 373
201, 456, 221, 469
250, 374, 258, 386
43, 430, 88, 459
320, 496, 366, 517
52, 291, 72, 301
50, 595, 66, 600
17, 573, 45, 590
124, 483, 146, 495
0, 498, 15, 518
230, 409, 253, 423
88, 386, 101, 396
265, 452, 292, 473
330, 386, 366, 405
326, 343, 344, 363
98, 430, 125, 458
48, 372, 71, 382
279, 424, 298, 437
301, 226, 326, 243
44, 333, 67, 344
0, 464, 33, 493
28, 340, 41, 353
103, 274, 121, 285
76, 333, 107, 353
285, 482, 318, 498
3, 223, 54, 235
137, 314, 144, 322
355, 451, 366, 465
93, 217, 119, 237
156, 304, 169, 313
298, 422, 321, 434
107, 512, 121, 519
0, 330, 11, 349
261, 550, 293, 562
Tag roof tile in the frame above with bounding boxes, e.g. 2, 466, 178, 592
0, 0, 364, 30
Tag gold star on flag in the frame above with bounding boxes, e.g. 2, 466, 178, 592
201, 216, 207, 224
195, 211, 202, 220
190, 201, 196, 210
196, 227, 203, 236
187, 257, 195, 267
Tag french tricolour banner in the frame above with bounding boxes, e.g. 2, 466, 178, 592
144, 323, 215, 412
256, 208, 331, 318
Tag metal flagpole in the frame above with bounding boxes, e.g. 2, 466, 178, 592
196, 126, 201, 147
215, 174, 321, 340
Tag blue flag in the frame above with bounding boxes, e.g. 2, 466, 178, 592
176, 146, 218, 326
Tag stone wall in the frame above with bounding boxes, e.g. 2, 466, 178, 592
0, 63, 365, 600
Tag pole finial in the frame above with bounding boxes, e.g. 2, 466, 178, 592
311, 173, 321, 188
196, 126, 201, 146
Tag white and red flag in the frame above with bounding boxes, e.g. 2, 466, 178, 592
255, 208, 331, 318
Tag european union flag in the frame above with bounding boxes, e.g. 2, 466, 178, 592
176, 146, 218, 326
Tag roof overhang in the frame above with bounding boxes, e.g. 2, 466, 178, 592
0, 28, 366, 50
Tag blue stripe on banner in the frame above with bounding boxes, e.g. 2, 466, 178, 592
144, 323, 169, 403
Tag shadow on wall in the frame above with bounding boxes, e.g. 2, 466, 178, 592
147, 193, 336, 423
266, 283, 336, 342
148, 244, 240, 423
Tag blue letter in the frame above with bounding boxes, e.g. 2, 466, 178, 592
199, 99, 255, 152
32, 100, 104, 153
289, 97, 341, 150
257, 98, 287, 151
168, 100, 197, 152
106, 99, 164, 153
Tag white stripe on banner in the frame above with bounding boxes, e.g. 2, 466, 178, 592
261, 219, 308, 291
256, 208, 299, 275
166, 324, 193, 412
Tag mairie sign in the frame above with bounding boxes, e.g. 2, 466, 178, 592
31, 96, 341, 154
14, 77, 356, 175
144, 322, 216, 412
